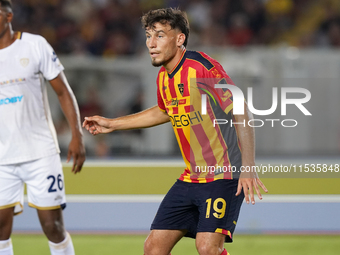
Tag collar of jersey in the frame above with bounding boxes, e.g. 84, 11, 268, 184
0, 32, 22, 53
167, 49, 187, 79
17, 32, 23, 40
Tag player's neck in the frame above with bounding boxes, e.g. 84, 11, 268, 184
164, 46, 186, 73
0, 28, 18, 50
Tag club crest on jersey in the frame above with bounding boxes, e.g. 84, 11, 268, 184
178, 83, 184, 96
20, 58, 29, 67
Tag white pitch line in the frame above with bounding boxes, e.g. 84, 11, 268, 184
62, 159, 185, 167
65, 194, 165, 203
23, 194, 164, 203
62, 157, 339, 168
256, 194, 340, 203
22, 195, 340, 203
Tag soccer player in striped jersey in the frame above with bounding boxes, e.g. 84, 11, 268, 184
83, 7, 267, 255
0, 1, 85, 254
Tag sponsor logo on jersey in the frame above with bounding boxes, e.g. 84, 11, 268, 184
0, 78, 26, 86
52, 51, 58, 62
20, 58, 29, 67
0, 95, 24, 106
211, 68, 222, 78
166, 98, 186, 107
169, 111, 203, 127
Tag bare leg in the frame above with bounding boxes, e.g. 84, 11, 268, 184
0, 208, 14, 240
144, 229, 186, 255
37, 208, 66, 243
196, 232, 225, 255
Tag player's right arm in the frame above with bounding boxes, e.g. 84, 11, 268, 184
82, 105, 170, 135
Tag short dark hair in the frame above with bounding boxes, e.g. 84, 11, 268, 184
0, 0, 12, 10
141, 8, 190, 47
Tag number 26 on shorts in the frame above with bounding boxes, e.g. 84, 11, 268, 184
47, 174, 64, 193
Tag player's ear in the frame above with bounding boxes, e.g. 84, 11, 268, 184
177, 33, 186, 47
6, 11, 13, 23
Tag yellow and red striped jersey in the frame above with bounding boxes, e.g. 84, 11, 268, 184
157, 50, 242, 183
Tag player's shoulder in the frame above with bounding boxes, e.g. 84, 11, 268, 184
157, 66, 167, 76
20, 32, 49, 46
185, 50, 228, 77
185, 50, 215, 71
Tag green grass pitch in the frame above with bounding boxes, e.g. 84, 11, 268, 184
16, 163, 339, 254
11, 234, 340, 255
63, 165, 340, 194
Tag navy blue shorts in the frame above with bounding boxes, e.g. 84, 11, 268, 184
151, 179, 244, 242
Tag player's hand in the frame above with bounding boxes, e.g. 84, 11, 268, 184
67, 135, 86, 174
235, 170, 268, 205
82, 116, 114, 135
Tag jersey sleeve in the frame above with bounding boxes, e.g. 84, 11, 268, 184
208, 66, 235, 115
37, 37, 64, 81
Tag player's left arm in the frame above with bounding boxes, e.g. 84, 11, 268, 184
234, 101, 268, 204
49, 71, 86, 174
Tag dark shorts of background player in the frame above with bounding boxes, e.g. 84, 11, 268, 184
151, 179, 244, 242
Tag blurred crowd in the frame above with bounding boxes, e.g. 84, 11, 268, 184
9, 0, 339, 158
11, 0, 340, 57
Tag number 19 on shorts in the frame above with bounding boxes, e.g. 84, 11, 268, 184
206, 198, 226, 219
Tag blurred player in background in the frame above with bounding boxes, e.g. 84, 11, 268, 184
0, 1, 85, 254
83, 7, 267, 255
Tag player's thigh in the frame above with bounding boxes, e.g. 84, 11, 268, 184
144, 229, 186, 254
196, 179, 244, 242
24, 154, 66, 210
37, 208, 64, 224
151, 180, 198, 233
0, 164, 25, 214
0, 207, 15, 239
37, 208, 64, 229
37, 208, 66, 243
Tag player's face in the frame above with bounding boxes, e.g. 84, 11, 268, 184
145, 22, 183, 69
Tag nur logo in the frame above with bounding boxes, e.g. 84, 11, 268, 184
200, 84, 311, 116
199, 83, 311, 128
